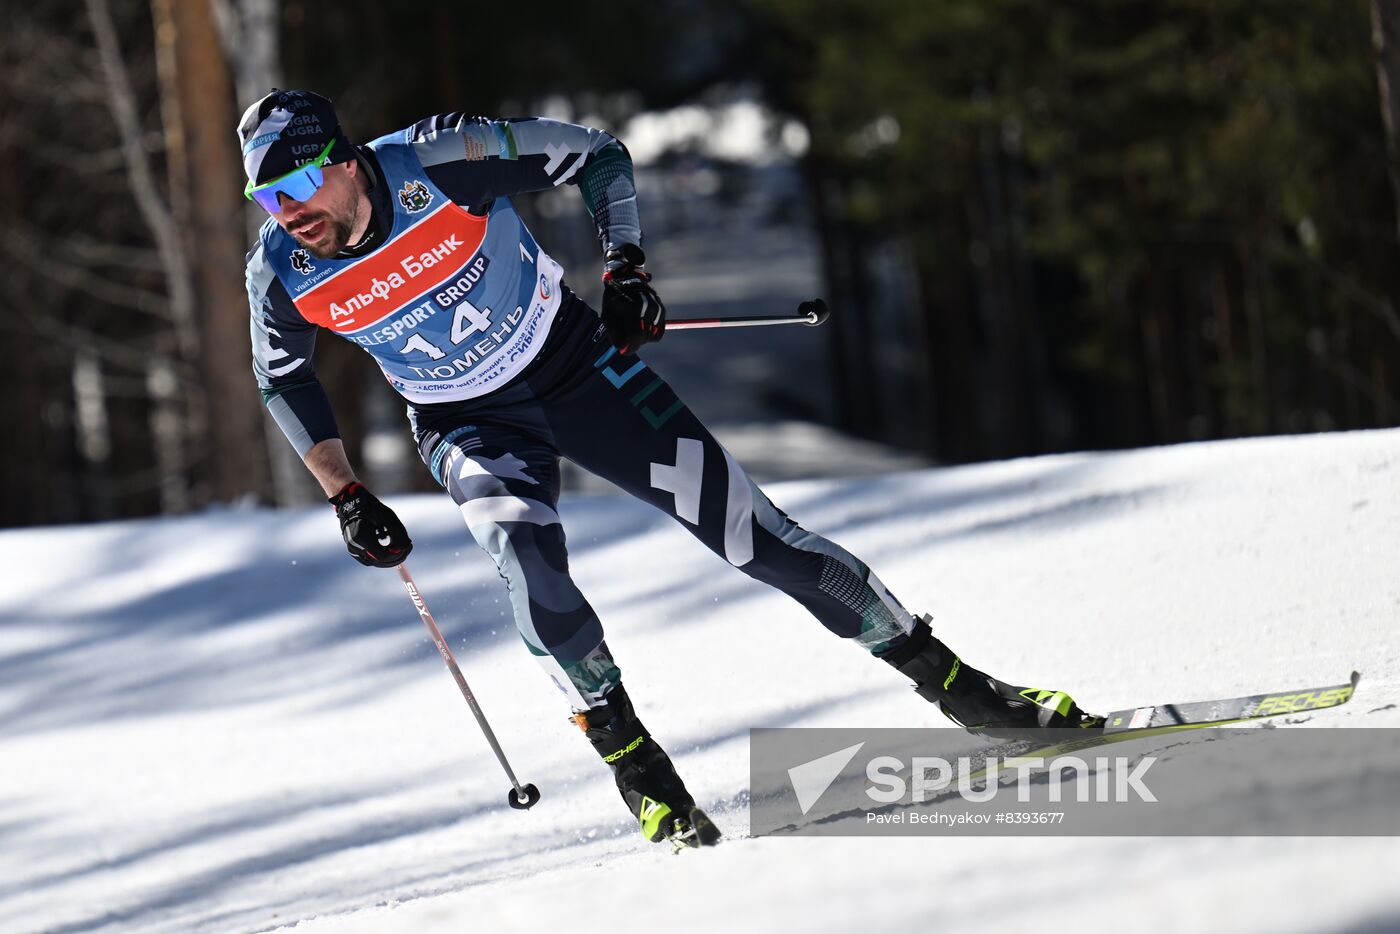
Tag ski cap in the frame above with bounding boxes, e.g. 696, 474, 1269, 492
237, 89, 356, 187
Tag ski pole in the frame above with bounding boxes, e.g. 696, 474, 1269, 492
665, 298, 831, 331
395, 563, 541, 810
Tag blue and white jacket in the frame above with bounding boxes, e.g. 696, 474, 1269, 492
246, 114, 640, 455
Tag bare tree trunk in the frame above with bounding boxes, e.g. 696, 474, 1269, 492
212, 0, 281, 107
85, 0, 202, 512
151, 0, 272, 504
84, 0, 198, 358
213, 0, 323, 507
213, 0, 282, 249
1371, 0, 1400, 243
1140, 269, 1171, 442
0, 273, 54, 526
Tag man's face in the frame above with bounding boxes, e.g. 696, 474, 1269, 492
271, 160, 361, 259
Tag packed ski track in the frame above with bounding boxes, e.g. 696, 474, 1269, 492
1, 429, 1398, 934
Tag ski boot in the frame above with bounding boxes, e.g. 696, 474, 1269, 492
880, 615, 1102, 738
574, 684, 722, 851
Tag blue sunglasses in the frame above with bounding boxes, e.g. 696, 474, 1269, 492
244, 139, 335, 214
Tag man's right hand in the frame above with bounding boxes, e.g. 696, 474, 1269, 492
329, 482, 413, 567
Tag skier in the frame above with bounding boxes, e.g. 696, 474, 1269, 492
240, 89, 1094, 848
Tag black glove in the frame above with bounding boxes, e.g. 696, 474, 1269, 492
329, 481, 412, 567
601, 244, 666, 354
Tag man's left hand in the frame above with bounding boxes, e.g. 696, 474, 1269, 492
601, 244, 666, 354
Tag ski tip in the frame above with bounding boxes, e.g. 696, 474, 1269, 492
1349, 670, 1362, 690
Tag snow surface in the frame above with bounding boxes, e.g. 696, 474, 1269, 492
2, 430, 1399, 934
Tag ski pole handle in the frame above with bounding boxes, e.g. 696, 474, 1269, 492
396, 563, 541, 810
666, 298, 830, 331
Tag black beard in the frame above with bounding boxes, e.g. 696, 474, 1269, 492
301, 216, 354, 259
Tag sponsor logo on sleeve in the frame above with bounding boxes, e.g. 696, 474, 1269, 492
463, 132, 488, 162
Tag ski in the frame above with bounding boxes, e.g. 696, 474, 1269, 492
1101, 670, 1361, 733
968, 671, 1361, 776
767, 673, 1362, 835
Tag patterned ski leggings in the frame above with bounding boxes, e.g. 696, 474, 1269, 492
412, 292, 915, 709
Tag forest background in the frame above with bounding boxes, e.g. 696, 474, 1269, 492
5, 0, 1400, 525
